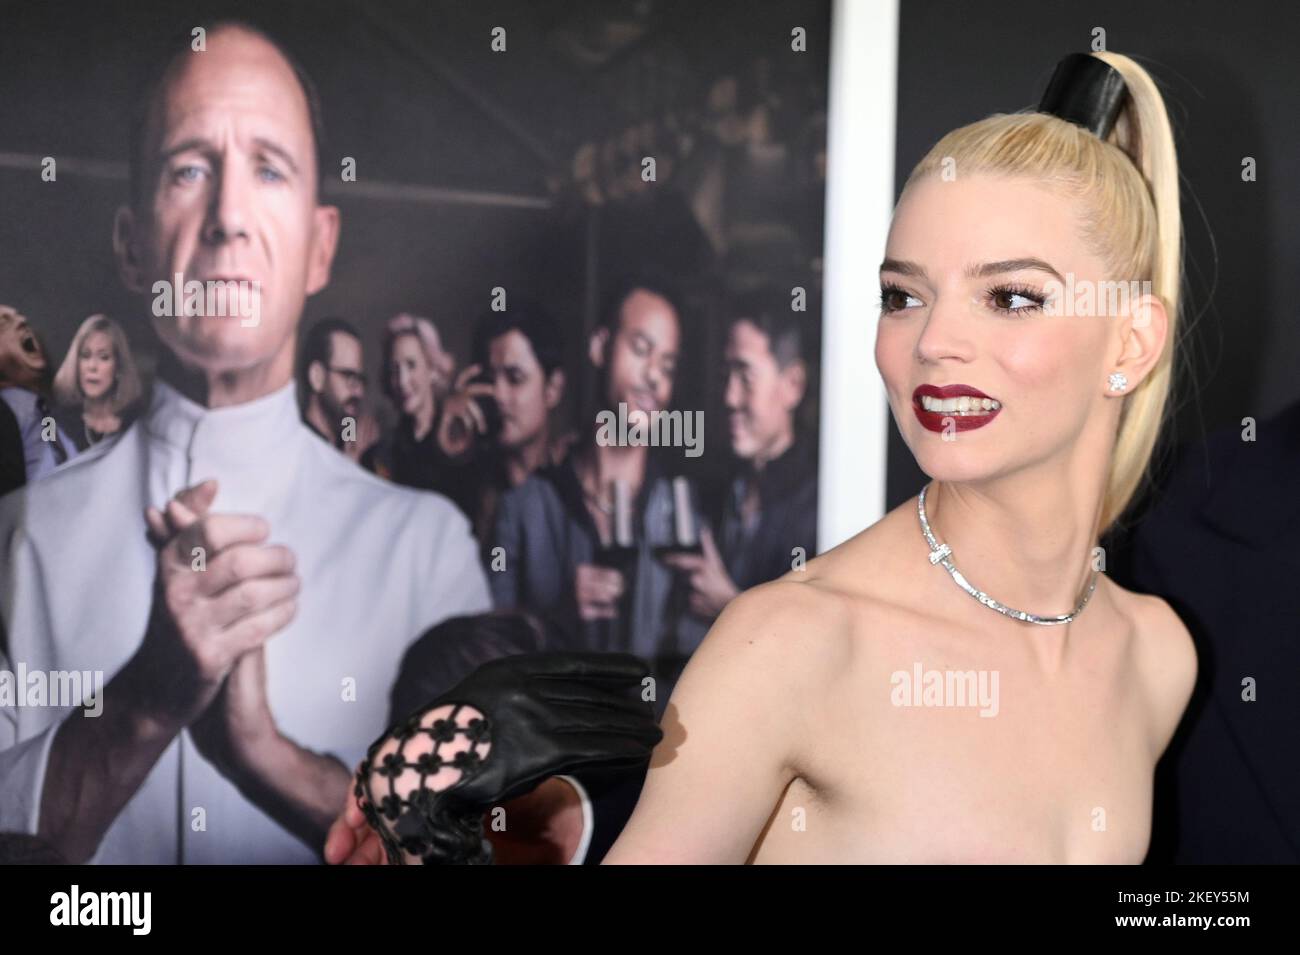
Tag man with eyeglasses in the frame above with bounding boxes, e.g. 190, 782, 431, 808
299, 316, 379, 463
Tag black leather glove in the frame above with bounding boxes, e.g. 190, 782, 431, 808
355, 651, 661, 865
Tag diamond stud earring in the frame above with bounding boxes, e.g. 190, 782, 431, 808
1108, 372, 1128, 393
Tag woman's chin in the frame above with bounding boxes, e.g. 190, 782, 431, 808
908, 447, 1004, 486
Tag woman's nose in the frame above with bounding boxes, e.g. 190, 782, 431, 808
914, 295, 975, 364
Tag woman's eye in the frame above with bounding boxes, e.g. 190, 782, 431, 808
257, 165, 285, 183
989, 286, 1046, 313
880, 286, 921, 313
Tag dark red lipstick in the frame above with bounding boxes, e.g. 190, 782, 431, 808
911, 384, 1002, 433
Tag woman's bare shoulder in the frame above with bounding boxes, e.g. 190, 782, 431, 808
1110, 581, 1196, 677
1107, 580, 1198, 750
697, 574, 858, 674
692, 522, 907, 684
675, 502, 925, 715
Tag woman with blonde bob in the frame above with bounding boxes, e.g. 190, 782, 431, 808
52, 314, 142, 450
368, 313, 459, 491
329, 52, 1197, 866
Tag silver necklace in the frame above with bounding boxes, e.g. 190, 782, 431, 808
917, 483, 1097, 626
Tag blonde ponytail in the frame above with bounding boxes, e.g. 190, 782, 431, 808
1091, 52, 1182, 531
905, 52, 1183, 532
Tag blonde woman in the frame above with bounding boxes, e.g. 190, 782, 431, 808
52, 314, 142, 450
328, 52, 1196, 866
368, 313, 459, 491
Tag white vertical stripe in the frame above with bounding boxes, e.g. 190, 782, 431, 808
818, 0, 899, 551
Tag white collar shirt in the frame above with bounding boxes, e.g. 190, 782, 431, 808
0, 379, 491, 862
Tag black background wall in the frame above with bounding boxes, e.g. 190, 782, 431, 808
887, 0, 1300, 515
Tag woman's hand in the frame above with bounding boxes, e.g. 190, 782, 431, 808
338, 652, 660, 865
325, 773, 587, 865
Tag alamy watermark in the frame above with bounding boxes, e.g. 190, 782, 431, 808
50, 885, 151, 935
1041, 274, 1153, 323
0, 663, 103, 717
890, 663, 999, 717
152, 273, 261, 327
595, 402, 703, 458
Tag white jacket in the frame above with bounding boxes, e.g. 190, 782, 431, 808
0, 380, 491, 863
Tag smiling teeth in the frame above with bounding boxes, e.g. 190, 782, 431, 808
920, 395, 1001, 414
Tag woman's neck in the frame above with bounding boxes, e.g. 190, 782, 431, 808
923, 464, 1105, 625
411, 397, 436, 442
83, 394, 116, 420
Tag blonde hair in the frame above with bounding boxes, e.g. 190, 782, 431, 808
905, 52, 1182, 533
382, 313, 455, 399
53, 314, 142, 414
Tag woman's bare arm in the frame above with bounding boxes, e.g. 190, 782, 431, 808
603, 578, 847, 864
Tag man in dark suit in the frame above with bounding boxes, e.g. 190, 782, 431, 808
0, 398, 23, 497
665, 288, 819, 621
1111, 400, 1300, 863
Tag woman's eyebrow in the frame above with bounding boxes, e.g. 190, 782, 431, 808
967, 258, 1065, 283
879, 258, 1067, 284
879, 258, 926, 278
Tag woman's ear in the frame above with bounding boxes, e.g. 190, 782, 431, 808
112, 206, 147, 294
1108, 292, 1168, 394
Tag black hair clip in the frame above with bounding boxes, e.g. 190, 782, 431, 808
1038, 53, 1128, 139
